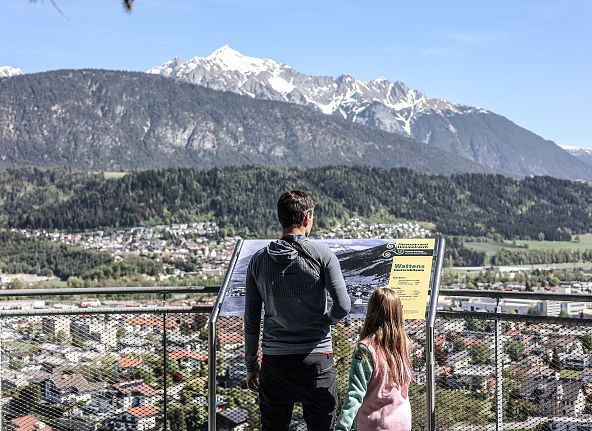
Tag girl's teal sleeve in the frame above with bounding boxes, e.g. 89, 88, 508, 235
334, 343, 373, 431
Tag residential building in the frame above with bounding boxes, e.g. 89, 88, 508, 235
42, 373, 105, 405
581, 368, 592, 384
562, 354, 592, 370
453, 365, 494, 391
112, 406, 158, 431
217, 408, 249, 431
447, 351, 470, 369
91, 380, 155, 415
71, 321, 117, 348
42, 317, 70, 338
116, 357, 143, 373
528, 380, 586, 417
169, 349, 208, 370
8, 415, 52, 431
548, 417, 592, 431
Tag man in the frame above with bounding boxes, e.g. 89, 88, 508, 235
244, 190, 351, 431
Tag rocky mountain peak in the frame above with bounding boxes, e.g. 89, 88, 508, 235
145, 47, 590, 179
561, 145, 592, 166
205, 45, 276, 74
145, 46, 457, 124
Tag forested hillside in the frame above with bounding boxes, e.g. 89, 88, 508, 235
0, 70, 487, 175
0, 231, 161, 281
1, 167, 590, 241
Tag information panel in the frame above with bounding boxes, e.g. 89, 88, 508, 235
385, 238, 436, 319
220, 238, 436, 318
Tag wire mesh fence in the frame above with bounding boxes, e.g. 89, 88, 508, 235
214, 315, 592, 431
2, 290, 592, 431
212, 317, 428, 431
0, 300, 211, 431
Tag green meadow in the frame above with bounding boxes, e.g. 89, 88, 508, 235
465, 234, 592, 257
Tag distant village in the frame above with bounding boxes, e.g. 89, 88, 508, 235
1, 219, 591, 430
3, 218, 430, 285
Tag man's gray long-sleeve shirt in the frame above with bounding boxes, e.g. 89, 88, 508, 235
244, 234, 351, 372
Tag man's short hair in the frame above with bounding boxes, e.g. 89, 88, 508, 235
277, 190, 316, 229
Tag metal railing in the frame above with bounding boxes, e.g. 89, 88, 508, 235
435, 289, 592, 431
0, 284, 216, 431
1, 279, 592, 430
208, 285, 592, 431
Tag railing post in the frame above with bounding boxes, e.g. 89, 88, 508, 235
426, 236, 445, 431
495, 298, 503, 431
163, 292, 168, 430
0, 316, 3, 427
208, 240, 243, 431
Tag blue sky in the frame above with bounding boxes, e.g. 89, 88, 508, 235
1, 0, 591, 148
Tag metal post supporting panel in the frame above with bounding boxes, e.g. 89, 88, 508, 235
495, 298, 503, 431
208, 239, 243, 431
426, 236, 446, 431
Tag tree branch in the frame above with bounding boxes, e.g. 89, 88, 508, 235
123, 0, 133, 12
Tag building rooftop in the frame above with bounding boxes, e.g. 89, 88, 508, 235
126, 405, 158, 418
9, 416, 52, 431
117, 357, 144, 368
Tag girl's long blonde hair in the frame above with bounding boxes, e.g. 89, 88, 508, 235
360, 287, 412, 387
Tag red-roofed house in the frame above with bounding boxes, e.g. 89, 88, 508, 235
8, 416, 52, 431
113, 406, 158, 431
169, 349, 208, 370
91, 380, 156, 414
217, 331, 244, 350
116, 357, 143, 373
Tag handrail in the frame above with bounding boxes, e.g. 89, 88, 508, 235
438, 288, 592, 302
1, 285, 585, 301
0, 285, 220, 298
426, 236, 446, 431
438, 310, 592, 326
0, 305, 213, 317
428, 237, 446, 329
208, 239, 243, 431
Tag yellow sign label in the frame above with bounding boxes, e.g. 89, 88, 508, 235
386, 238, 436, 319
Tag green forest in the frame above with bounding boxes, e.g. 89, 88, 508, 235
1, 166, 590, 240
0, 230, 162, 282
0, 166, 590, 278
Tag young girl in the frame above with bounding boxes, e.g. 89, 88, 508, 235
334, 288, 413, 431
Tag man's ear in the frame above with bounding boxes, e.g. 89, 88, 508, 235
303, 212, 312, 227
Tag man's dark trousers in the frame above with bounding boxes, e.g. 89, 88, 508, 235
259, 353, 337, 431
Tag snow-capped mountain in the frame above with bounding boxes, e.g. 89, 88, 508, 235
561, 146, 592, 166
147, 45, 478, 137
0, 69, 488, 174
148, 46, 592, 180
0, 66, 22, 78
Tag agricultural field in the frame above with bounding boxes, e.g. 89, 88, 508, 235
465, 234, 592, 257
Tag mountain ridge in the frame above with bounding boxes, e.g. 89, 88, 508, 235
0, 69, 489, 174
562, 146, 592, 166
147, 46, 592, 180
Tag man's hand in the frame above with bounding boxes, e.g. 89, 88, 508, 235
246, 370, 260, 391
